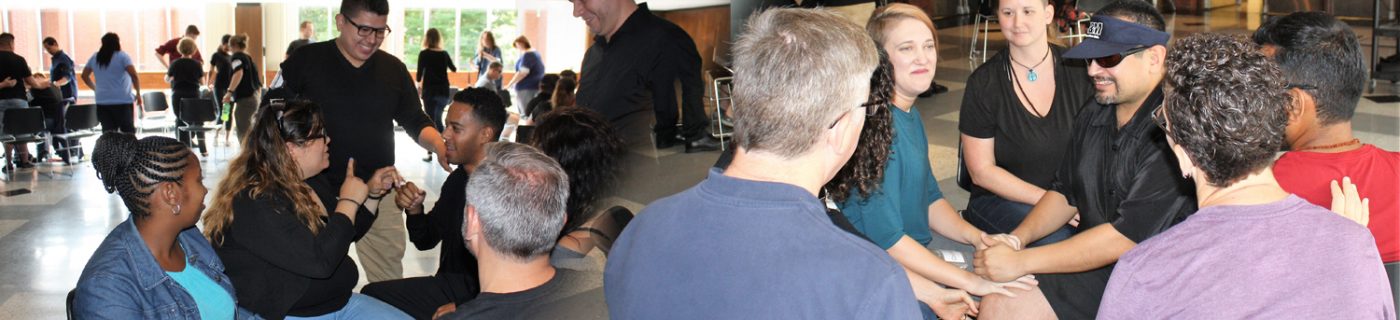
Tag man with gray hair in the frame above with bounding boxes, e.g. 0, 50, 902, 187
438, 141, 604, 319
604, 8, 920, 319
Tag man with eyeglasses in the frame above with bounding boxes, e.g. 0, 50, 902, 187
971, 1, 1197, 319
279, 0, 448, 283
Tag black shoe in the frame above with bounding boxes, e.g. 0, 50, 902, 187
16, 161, 35, 169
654, 134, 682, 149
684, 135, 722, 153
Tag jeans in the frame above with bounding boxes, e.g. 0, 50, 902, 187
965, 194, 1074, 247
96, 103, 136, 133
422, 94, 450, 132
37, 101, 78, 161
285, 293, 411, 320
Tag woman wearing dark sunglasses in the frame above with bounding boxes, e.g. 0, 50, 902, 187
202, 100, 409, 319
958, 0, 1095, 248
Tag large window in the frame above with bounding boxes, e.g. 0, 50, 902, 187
395, 7, 517, 72
4, 6, 209, 72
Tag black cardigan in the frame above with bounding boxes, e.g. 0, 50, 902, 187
216, 176, 376, 319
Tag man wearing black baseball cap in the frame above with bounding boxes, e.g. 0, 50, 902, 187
970, 1, 1198, 319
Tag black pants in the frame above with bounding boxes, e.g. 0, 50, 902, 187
653, 94, 711, 142
171, 93, 207, 154
96, 104, 135, 133
37, 102, 78, 161
360, 272, 478, 320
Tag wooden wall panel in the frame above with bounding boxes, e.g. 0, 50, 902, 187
656, 5, 731, 75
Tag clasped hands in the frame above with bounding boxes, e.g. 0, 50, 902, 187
973, 232, 1033, 284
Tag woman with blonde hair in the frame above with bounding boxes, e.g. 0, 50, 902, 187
835, 4, 1036, 319
203, 99, 408, 319
959, 0, 1093, 245
473, 31, 502, 90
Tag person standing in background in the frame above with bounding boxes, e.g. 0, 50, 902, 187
417, 28, 457, 163
287, 21, 315, 59
473, 31, 502, 92
0, 33, 38, 170
82, 33, 143, 134
208, 35, 234, 146
222, 34, 261, 141
167, 38, 209, 157
502, 36, 543, 114
156, 25, 202, 68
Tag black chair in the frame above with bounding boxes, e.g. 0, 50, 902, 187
138, 91, 173, 135
52, 104, 98, 166
178, 98, 223, 159
956, 140, 973, 192
1, 108, 50, 177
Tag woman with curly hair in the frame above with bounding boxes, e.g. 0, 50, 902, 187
830, 4, 1035, 319
1099, 32, 1392, 318
203, 99, 407, 319
75, 133, 244, 319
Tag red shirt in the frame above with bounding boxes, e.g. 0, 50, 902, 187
155, 37, 203, 64
1274, 144, 1400, 262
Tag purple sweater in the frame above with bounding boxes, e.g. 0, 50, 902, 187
1099, 195, 1395, 319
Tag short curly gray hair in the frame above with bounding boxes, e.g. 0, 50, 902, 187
1164, 33, 1291, 187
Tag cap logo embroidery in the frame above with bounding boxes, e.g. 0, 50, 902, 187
1086, 21, 1104, 39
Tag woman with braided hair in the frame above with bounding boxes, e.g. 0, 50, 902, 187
202, 99, 408, 319
74, 133, 244, 319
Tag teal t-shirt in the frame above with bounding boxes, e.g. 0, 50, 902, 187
166, 254, 236, 320
838, 104, 945, 249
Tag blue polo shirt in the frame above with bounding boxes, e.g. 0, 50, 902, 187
50, 51, 78, 100
605, 169, 921, 319
839, 104, 945, 249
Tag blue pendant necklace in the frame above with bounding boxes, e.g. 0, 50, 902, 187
1009, 47, 1051, 82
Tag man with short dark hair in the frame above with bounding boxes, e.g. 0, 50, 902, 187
156, 25, 202, 68
42, 37, 76, 103
434, 141, 603, 320
280, 0, 450, 282
361, 88, 509, 319
0, 33, 38, 170
1256, 11, 1400, 267
973, 1, 1197, 318
570, 0, 720, 153
287, 20, 315, 59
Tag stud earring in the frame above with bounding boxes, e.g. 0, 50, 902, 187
174, 204, 182, 216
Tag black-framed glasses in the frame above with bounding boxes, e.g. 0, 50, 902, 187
1089, 46, 1150, 69
1151, 104, 1169, 132
828, 102, 886, 129
343, 14, 392, 39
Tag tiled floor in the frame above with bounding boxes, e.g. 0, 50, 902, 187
2, 6, 1397, 318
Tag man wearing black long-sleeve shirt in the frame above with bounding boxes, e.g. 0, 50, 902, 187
361, 88, 508, 319
279, 0, 451, 283
573, 0, 720, 153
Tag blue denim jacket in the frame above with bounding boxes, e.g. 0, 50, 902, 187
75, 217, 257, 319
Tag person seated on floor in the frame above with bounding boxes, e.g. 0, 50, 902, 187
28, 73, 75, 164
202, 99, 409, 319
833, 5, 1034, 318
971, 2, 1198, 319
526, 106, 629, 271
435, 142, 605, 320
959, 0, 1093, 246
524, 74, 559, 123
75, 133, 246, 319
1254, 11, 1400, 264
605, 8, 921, 319
1098, 33, 1395, 318
361, 87, 508, 320
474, 62, 503, 91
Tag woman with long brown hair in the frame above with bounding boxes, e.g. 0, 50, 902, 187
417, 28, 457, 162
203, 99, 407, 319
473, 31, 502, 90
